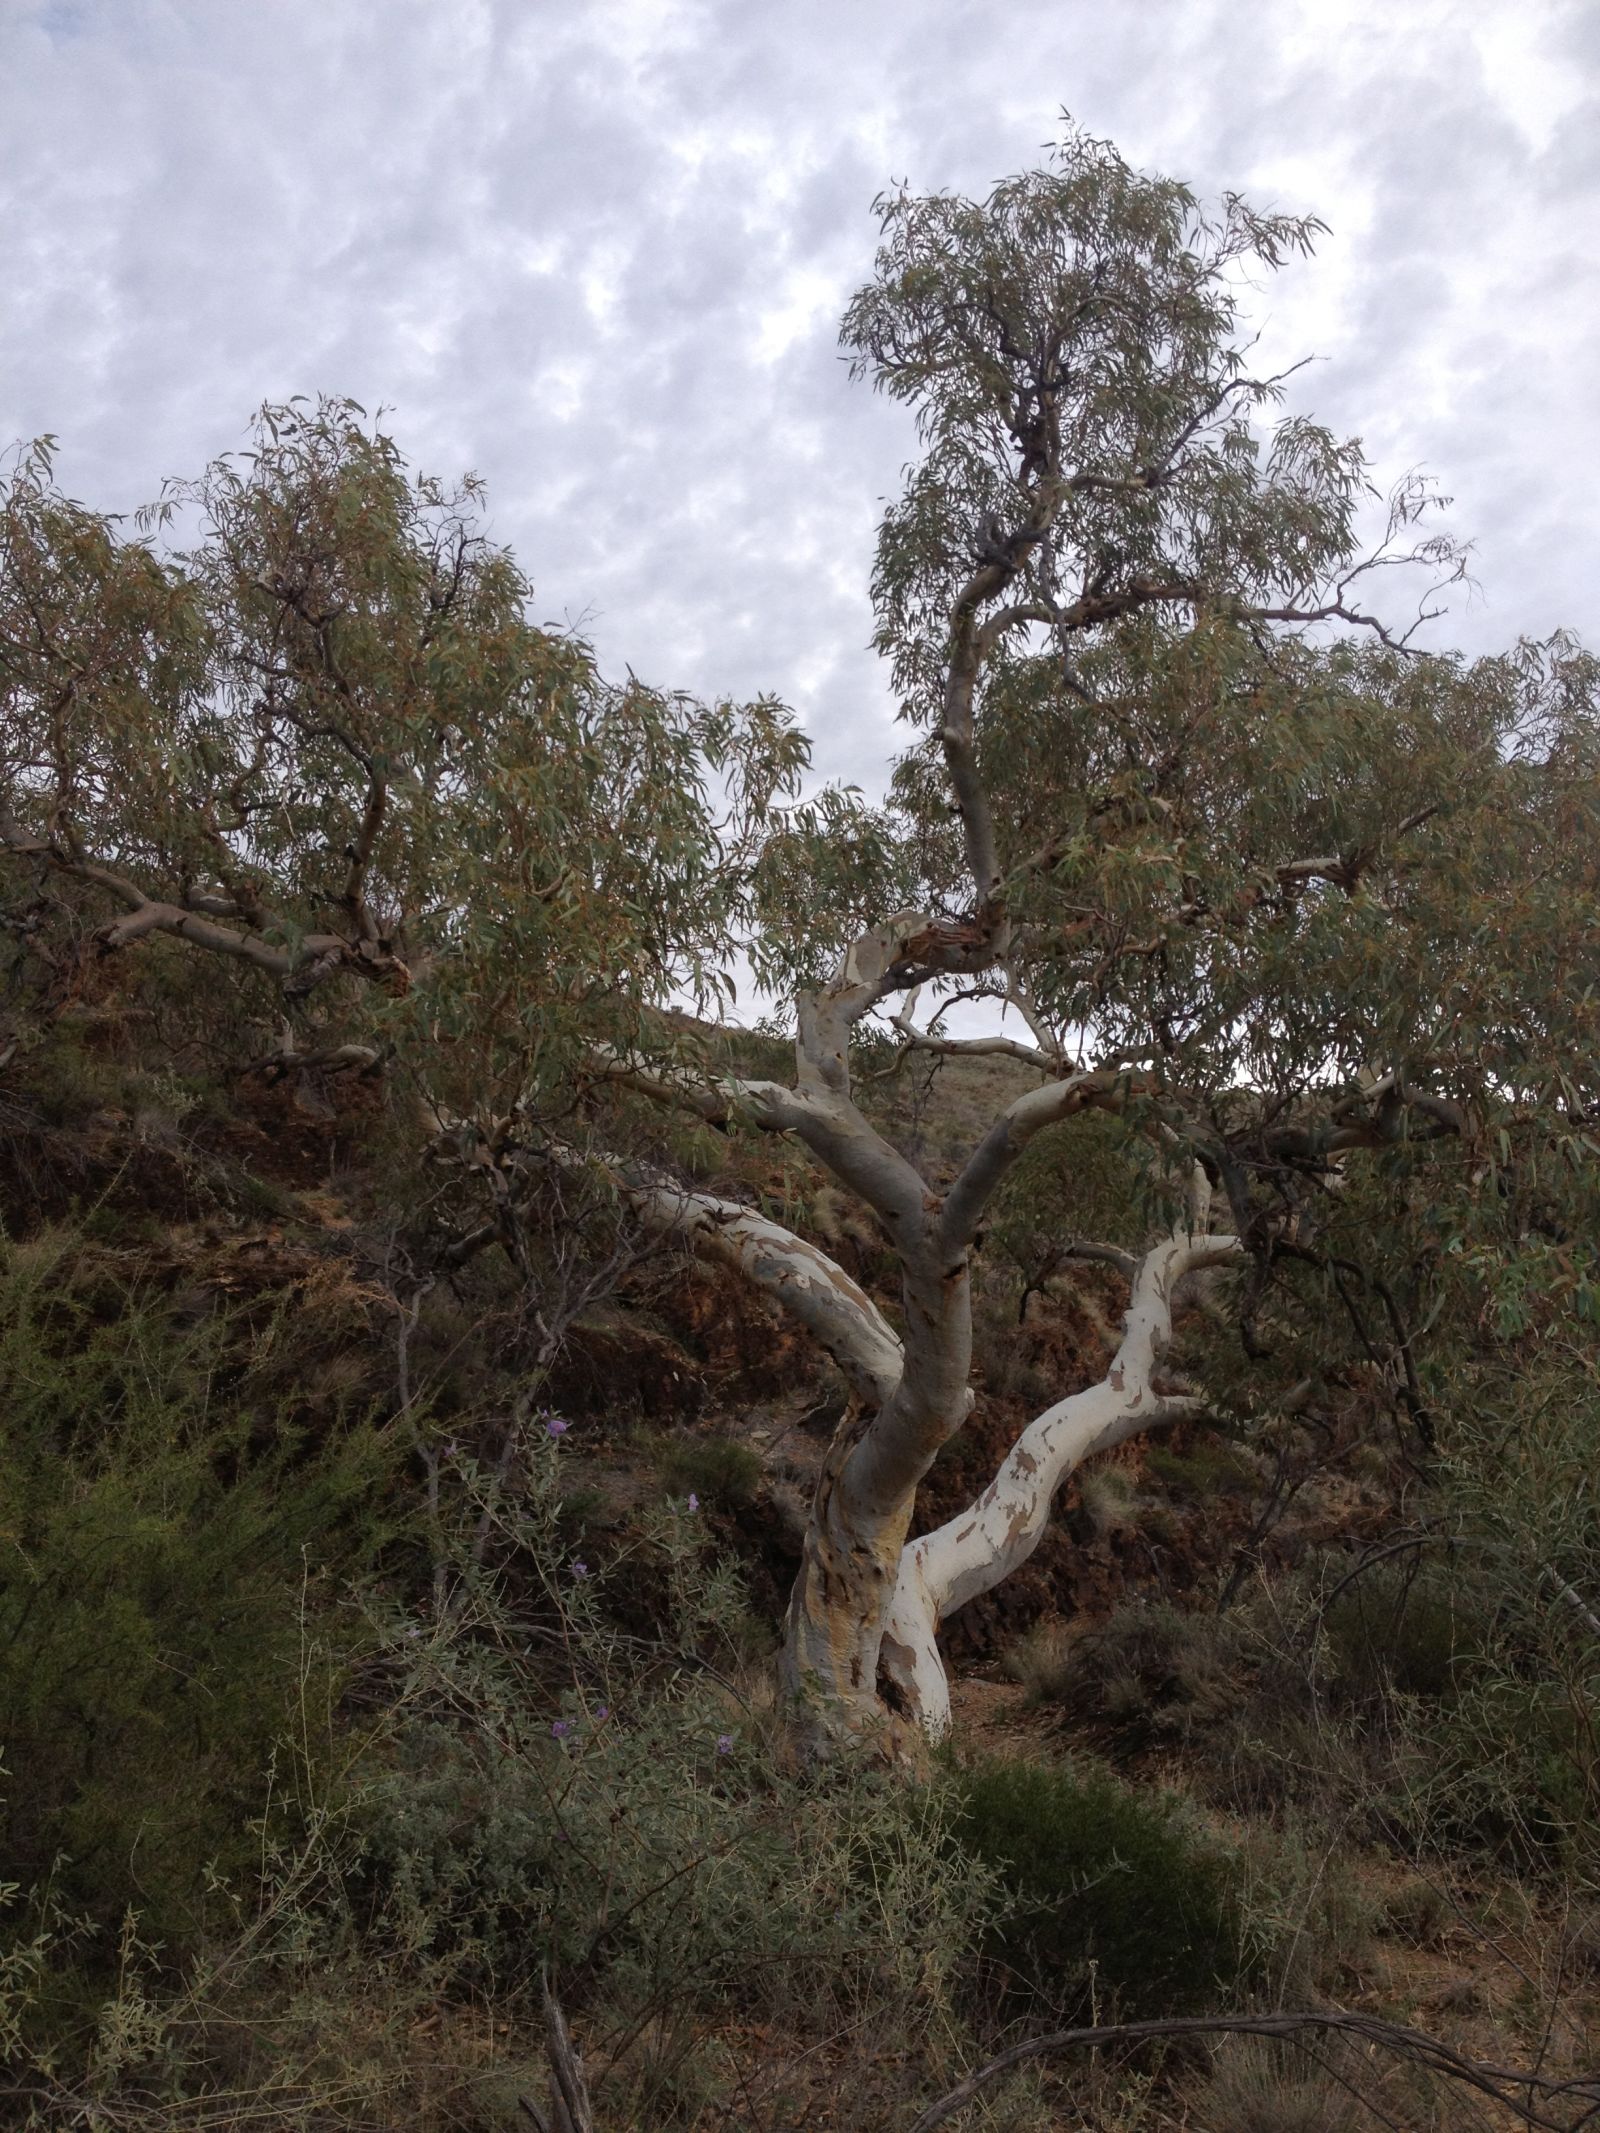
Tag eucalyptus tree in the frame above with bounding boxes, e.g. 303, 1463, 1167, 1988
605, 130, 1600, 1748
5, 143, 1594, 1762
0, 403, 804, 1112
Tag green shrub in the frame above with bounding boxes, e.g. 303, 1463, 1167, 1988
1229, 1818, 1378, 2000
351, 1469, 994, 2041
1144, 1436, 1257, 1502
950, 1754, 1249, 2018
1075, 1463, 1139, 1535
0, 1227, 400, 1977
2, 1417, 998, 2123
646, 1431, 764, 1508
1324, 1562, 1477, 1700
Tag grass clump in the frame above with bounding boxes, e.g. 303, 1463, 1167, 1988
950, 1754, 1250, 2019
1005, 1600, 1248, 1753
1004, 1619, 1077, 1705
646, 1430, 764, 1508
1187, 2037, 1362, 2132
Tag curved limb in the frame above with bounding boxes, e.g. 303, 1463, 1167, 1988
883, 1213, 1243, 1736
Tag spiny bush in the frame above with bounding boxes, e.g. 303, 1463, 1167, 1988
949, 1754, 1250, 2020
1, 1418, 998, 2128
351, 1444, 995, 2052
0, 1224, 401, 1979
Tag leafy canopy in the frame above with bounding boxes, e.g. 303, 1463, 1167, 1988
1, 400, 808, 1111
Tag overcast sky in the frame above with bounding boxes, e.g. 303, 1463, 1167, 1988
4, 0, 1597, 808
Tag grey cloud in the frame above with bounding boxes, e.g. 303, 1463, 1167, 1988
2, 0, 1595, 804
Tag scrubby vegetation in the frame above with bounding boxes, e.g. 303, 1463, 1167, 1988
4, 952, 1598, 2129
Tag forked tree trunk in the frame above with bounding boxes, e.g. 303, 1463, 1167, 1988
776, 1213, 1242, 1749
600, 952, 1242, 1752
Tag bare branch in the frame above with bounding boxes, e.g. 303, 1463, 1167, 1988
624, 1165, 904, 1408
910, 2009, 1600, 2133
887, 1002, 1056, 1073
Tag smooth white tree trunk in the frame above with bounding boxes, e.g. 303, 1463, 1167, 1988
882, 1219, 1242, 1736
632, 1136, 1240, 1746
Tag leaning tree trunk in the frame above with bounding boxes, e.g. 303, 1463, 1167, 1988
879, 1217, 1241, 1737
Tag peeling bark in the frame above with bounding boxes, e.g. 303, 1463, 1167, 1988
883, 1215, 1243, 1737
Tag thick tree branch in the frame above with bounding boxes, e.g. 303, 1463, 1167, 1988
625, 1169, 904, 1408
587, 1044, 802, 1134
887, 1010, 1057, 1073
939, 1066, 1145, 1257
590, 1041, 930, 1238
0, 806, 407, 990
883, 1212, 1241, 1733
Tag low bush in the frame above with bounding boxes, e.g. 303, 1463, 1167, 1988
1004, 1619, 1076, 1705
646, 1430, 765, 1508
1, 1423, 998, 2129
1143, 1435, 1258, 1503
0, 1226, 400, 1985
950, 1753, 1250, 2019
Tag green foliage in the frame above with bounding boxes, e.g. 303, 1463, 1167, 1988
353, 1448, 996, 2040
951, 1754, 1248, 2018
1, 403, 810, 1118
1143, 1436, 1257, 1503
645, 1431, 765, 1508
987, 1110, 1158, 1276
846, 126, 1352, 722
1323, 1562, 1478, 1701
0, 1226, 400, 1968
1, 1435, 998, 2124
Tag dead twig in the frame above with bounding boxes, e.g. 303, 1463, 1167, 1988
909, 2009, 1600, 2133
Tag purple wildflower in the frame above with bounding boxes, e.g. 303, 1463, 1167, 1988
545, 1415, 570, 1439
687, 1492, 700, 1512
571, 1560, 589, 1579
594, 1706, 609, 1723
715, 1733, 734, 1755
551, 1720, 571, 1739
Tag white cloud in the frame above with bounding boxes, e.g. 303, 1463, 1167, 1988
2, 0, 1595, 810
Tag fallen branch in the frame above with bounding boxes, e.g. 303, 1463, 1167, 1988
909, 2009, 1600, 2132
